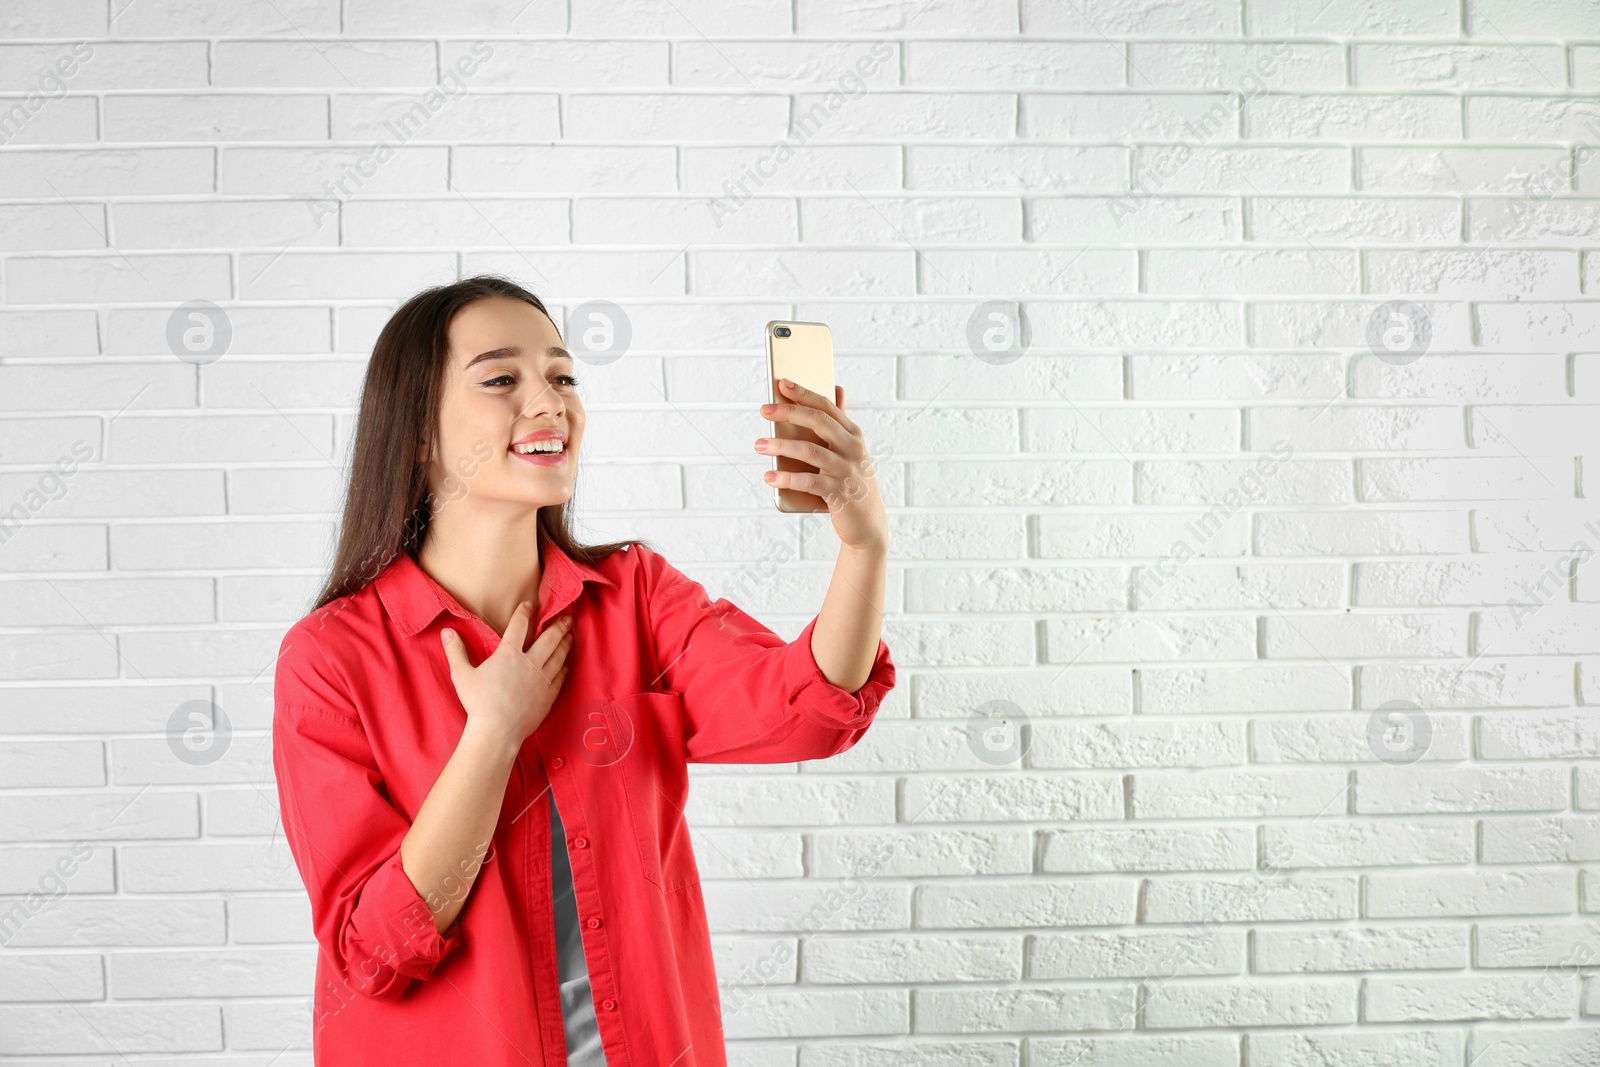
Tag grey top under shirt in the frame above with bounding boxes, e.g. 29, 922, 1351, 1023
549, 788, 608, 1065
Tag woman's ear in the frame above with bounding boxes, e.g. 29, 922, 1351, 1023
415, 440, 426, 463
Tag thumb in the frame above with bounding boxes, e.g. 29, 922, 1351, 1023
440, 627, 470, 672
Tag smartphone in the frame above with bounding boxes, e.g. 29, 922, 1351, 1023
764, 319, 835, 513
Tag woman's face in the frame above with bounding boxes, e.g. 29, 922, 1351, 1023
420, 295, 583, 514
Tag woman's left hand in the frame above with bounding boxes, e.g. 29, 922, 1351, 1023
757, 378, 888, 551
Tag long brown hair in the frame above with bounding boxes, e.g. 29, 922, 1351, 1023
312, 274, 650, 610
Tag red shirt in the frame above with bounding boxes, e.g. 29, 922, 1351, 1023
271, 534, 896, 1066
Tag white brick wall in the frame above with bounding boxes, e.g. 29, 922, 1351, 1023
1, 0, 1598, 1063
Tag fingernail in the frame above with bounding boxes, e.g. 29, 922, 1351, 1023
442, 629, 455, 643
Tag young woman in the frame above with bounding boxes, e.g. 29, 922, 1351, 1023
271, 275, 895, 1066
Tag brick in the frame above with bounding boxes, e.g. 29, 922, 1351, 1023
1476, 919, 1600, 966
1352, 352, 1566, 400
1255, 510, 1466, 555
575, 0, 789, 35
0, 791, 196, 841
221, 146, 446, 195
1356, 767, 1567, 815
0, 0, 106, 36
1247, 0, 1456, 35
1247, 95, 1460, 140
917, 143, 1130, 191
117, 0, 338, 35
1249, 196, 1460, 243
1261, 817, 1474, 868
915, 984, 1133, 1033
1136, 146, 1348, 193
1252, 712, 1469, 763
689, 776, 892, 826
6, 253, 229, 304
1024, 93, 1237, 141
804, 934, 1018, 983
917, 879, 1135, 929
1032, 928, 1242, 978
1141, 665, 1352, 714
1041, 825, 1254, 873
214, 40, 436, 87
1033, 1035, 1240, 1065
1354, 45, 1566, 89
1363, 870, 1574, 921
1141, 977, 1357, 1027
333, 92, 561, 143
1364, 973, 1576, 1022
566, 93, 788, 141
1249, 1031, 1464, 1065
104, 94, 327, 142
1466, 1029, 1600, 1067
1254, 924, 1468, 972
0, 200, 103, 248
1358, 658, 1570, 709
1132, 769, 1350, 819
1254, 614, 1465, 655
1466, 0, 1600, 35
1361, 147, 1572, 193
702, 882, 908, 935
109, 948, 314, 997
0, 1004, 219, 1054
722, 988, 907, 1040
1483, 817, 1600, 864
442, 40, 666, 87
1129, 43, 1344, 90
811, 828, 1031, 878
907, 42, 1125, 89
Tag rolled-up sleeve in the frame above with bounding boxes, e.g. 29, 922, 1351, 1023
271, 623, 464, 1001
640, 548, 896, 764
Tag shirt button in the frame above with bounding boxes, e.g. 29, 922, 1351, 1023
601, 998, 617, 1011
572, 836, 588, 849
586, 917, 601, 929
551, 757, 565, 769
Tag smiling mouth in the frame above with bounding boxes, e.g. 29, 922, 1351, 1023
509, 442, 568, 465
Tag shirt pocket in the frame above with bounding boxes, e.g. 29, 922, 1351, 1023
613, 690, 700, 893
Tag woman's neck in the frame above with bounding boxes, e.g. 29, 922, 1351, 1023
415, 507, 543, 638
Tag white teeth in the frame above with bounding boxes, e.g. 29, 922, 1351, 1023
513, 441, 564, 454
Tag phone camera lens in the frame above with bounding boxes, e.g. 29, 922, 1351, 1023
774, 326, 790, 337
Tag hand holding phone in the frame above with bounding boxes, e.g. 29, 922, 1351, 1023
764, 320, 835, 513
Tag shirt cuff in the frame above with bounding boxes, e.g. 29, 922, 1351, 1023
781, 615, 896, 730
348, 852, 465, 983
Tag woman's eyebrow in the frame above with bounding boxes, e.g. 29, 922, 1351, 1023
463, 345, 574, 371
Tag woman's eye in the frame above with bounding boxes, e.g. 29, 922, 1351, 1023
479, 373, 579, 388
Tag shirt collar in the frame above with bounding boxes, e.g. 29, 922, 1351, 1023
374, 533, 618, 639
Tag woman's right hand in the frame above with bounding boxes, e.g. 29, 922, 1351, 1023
440, 603, 573, 750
